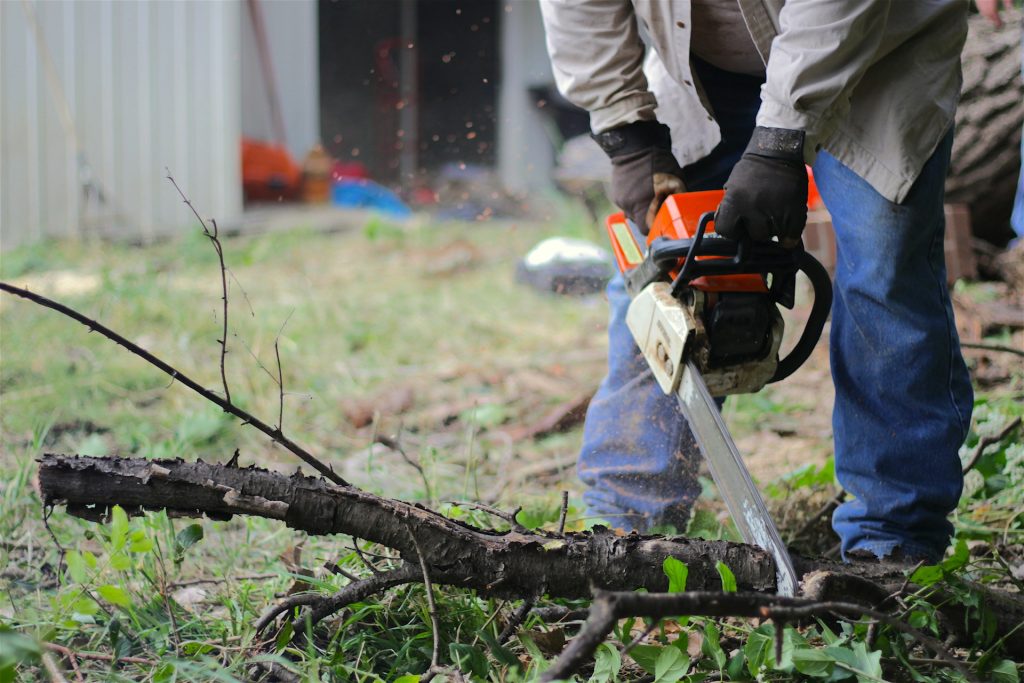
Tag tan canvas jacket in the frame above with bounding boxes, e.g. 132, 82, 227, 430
539, 0, 969, 204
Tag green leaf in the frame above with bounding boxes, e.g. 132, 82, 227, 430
941, 539, 969, 574
589, 643, 622, 683
726, 652, 746, 681
0, 629, 41, 683
850, 642, 883, 682
663, 557, 688, 593
393, 676, 420, 683
97, 584, 132, 608
109, 551, 131, 571
909, 564, 943, 586
65, 550, 88, 584
628, 645, 665, 674
654, 646, 688, 683
791, 649, 835, 678
990, 660, 1020, 683
743, 628, 774, 677
701, 622, 727, 670
153, 662, 177, 683
449, 643, 488, 678
174, 523, 204, 562
715, 561, 737, 592
110, 505, 129, 549
128, 530, 154, 554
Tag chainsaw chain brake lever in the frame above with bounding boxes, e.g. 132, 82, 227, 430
632, 211, 833, 385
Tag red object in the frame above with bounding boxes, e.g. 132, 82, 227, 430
241, 137, 301, 201
331, 161, 369, 181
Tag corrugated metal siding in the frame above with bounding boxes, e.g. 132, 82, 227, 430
0, 0, 242, 249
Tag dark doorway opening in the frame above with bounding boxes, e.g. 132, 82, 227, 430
318, 0, 499, 184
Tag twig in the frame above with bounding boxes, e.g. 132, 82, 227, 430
541, 590, 979, 683
41, 644, 82, 683
254, 593, 324, 634
498, 598, 537, 645
410, 532, 443, 681
40, 652, 69, 683
44, 643, 156, 667
168, 573, 278, 589
962, 416, 1022, 474
620, 620, 660, 656
788, 489, 846, 544
273, 311, 293, 433
166, 172, 232, 405
0, 282, 347, 486
446, 501, 525, 531
293, 563, 422, 634
557, 491, 569, 534
376, 430, 433, 502
960, 341, 1024, 358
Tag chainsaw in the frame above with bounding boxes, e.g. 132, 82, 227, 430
605, 189, 833, 596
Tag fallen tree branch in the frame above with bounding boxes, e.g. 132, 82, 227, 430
0, 282, 345, 486
36, 454, 1024, 657
541, 590, 980, 683
37, 455, 777, 599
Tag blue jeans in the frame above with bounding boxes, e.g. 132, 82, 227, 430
579, 58, 973, 561
1013, 35, 1024, 240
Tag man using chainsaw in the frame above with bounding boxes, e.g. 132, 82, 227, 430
540, 1, 974, 565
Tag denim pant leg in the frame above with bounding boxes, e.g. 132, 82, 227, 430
815, 131, 974, 562
578, 58, 763, 532
1013, 35, 1024, 239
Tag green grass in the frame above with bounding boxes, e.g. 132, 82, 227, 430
2, 204, 1023, 681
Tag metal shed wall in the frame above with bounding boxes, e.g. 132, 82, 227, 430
0, 0, 242, 249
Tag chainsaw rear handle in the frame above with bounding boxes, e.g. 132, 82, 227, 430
635, 211, 833, 384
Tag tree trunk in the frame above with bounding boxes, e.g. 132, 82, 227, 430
947, 10, 1024, 245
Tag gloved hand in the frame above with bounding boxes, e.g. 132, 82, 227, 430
715, 126, 808, 248
593, 121, 686, 234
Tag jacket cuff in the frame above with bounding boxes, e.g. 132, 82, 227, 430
589, 92, 659, 135
755, 99, 823, 166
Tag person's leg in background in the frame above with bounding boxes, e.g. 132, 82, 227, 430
815, 131, 974, 562
1011, 32, 1024, 243
578, 58, 764, 531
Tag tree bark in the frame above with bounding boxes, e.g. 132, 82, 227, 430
36, 454, 1024, 656
947, 9, 1024, 245
37, 454, 778, 598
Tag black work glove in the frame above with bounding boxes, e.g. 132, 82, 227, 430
715, 126, 808, 248
593, 121, 686, 234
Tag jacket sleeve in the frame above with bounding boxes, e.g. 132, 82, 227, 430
539, 0, 657, 133
757, 0, 892, 162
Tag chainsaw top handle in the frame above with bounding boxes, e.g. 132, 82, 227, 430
626, 211, 833, 385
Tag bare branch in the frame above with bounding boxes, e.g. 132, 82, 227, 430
166, 171, 232, 405
410, 533, 443, 680
542, 590, 980, 683
962, 416, 1022, 474
0, 282, 346, 485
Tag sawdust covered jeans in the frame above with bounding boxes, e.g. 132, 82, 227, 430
579, 57, 973, 562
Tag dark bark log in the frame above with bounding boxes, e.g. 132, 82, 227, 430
37, 454, 1024, 656
37, 454, 777, 598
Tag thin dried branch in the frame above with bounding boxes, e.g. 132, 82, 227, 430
960, 341, 1024, 358
542, 590, 979, 683
410, 533, 443, 681
498, 598, 537, 645
962, 416, 1022, 474
0, 283, 346, 486
166, 172, 232, 405
293, 563, 422, 634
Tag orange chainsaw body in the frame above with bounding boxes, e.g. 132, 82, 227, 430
605, 173, 822, 294
606, 190, 767, 294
